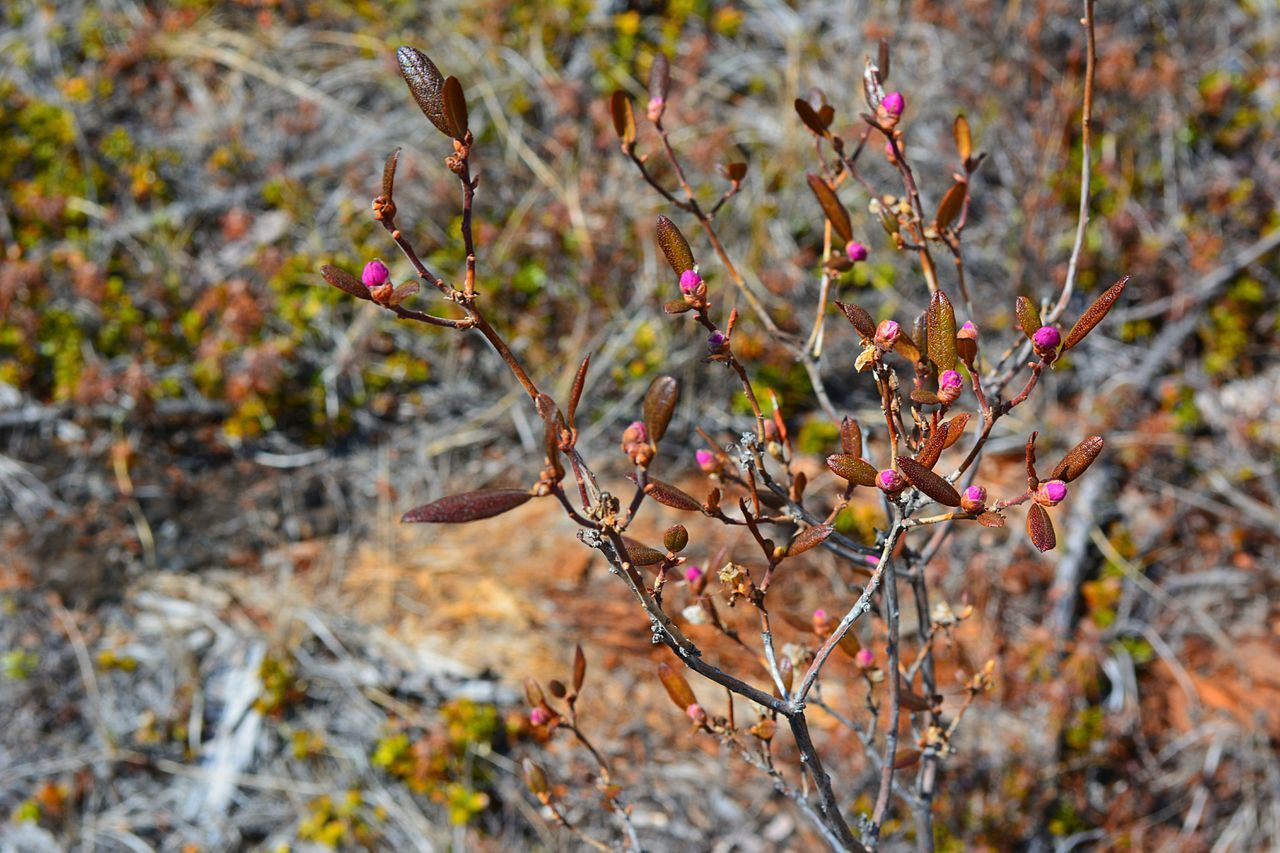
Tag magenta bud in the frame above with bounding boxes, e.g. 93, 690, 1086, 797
529, 707, 550, 726
1032, 325, 1061, 351
679, 268, 703, 295
706, 331, 727, 354
881, 92, 904, 117
960, 484, 987, 513
686, 703, 707, 724
854, 648, 875, 669
813, 608, 828, 625
647, 96, 665, 122
362, 259, 390, 288
1035, 479, 1068, 507
874, 319, 901, 350
695, 449, 717, 472
877, 468, 906, 496
845, 240, 868, 263
625, 420, 648, 443
937, 369, 963, 405
958, 321, 979, 341
684, 565, 703, 584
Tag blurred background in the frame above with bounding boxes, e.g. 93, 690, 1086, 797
1, 0, 1277, 849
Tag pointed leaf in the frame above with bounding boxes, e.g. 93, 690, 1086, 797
1014, 296, 1041, 340
1049, 435, 1104, 483
442, 75, 468, 139
657, 662, 697, 710
402, 489, 532, 523
610, 90, 636, 146
649, 53, 670, 106
953, 114, 972, 162
898, 457, 961, 507
827, 454, 878, 487
1026, 504, 1056, 551
893, 749, 922, 769
941, 413, 970, 449
664, 298, 694, 314
643, 375, 680, 443
877, 39, 891, 83
633, 476, 703, 513
915, 421, 949, 470
806, 174, 852, 244
1063, 276, 1129, 350
381, 148, 401, 200
321, 264, 370, 300
717, 161, 747, 182
787, 524, 833, 557
927, 291, 957, 371
656, 215, 695, 277
389, 281, 419, 306
622, 537, 665, 566
934, 181, 966, 231
910, 389, 941, 406
794, 98, 830, 137
835, 301, 876, 340
397, 47, 453, 138
895, 330, 922, 363
567, 353, 591, 433
523, 759, 549, 797
840, 417, 862, 458
573, 644, 586, 693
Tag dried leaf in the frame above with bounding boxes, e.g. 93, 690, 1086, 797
610, 91, 636, 146
1063, 276, 1130, 350
897, 682, 932, 712
567, 353, 591, 433
927, 291, 957, 371
321, 264, 370, 300
935, 181, 966, 231
899, 457, 961, 506
635, 476, 703, 513
573, 644, 586, 693
396, 47, 453, 138
656, 215, 695, 277
649, 53, 670, 106
895, 330, 922, 363
717, 161, 748, 182
442, 75, 468, 139
877, 39, 891, 83
389, 281, 419, 306
835, 301, 876, 340
643, 375, 680, 443
840, 417, 862, 458
622, 537, 666, 566
657, 661, 697, 710
664, 298, 694, 314
1014, 296, 1041, 340
941, 413, 970, 449
794, 98, 830, 137
954, 114, 972, 162
976, 511, 1006, 528
827, 454, 878, 487
915, 421, 949, 470
893, 748, 922, 769
1049, 435, 1104, 482
911, 389, 940, 406
1025, 431, 1040, 487
402, 489, 532, 523
1027, 503, 1056, 551
806, 174, 853, 244
788, 524, 833, 557
381, 148, 401, 200
836, 632, 862, 659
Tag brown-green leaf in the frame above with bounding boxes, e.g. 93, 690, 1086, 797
806, 174, 852, 244
643, 375, 680, 443
794, 98, 830, 137
622, 537, 666, 566
1027, 503, 1056, 551
573, 644, 586, 693
877, 39, 891, 83
1049, 435, 1104, 482
656, 216, 695, 277
898, 457, 961, 506
649, 53, 670, 105
927, 291, 957, 371
941, 413, 970, 449
827, 454, 878, 487
636, 476, 703, 513
976, 511, 1006, 528
396, 47, 453, 138
787, 524, 833, 557
442, 76, 468, 140
1014, 296, 1041, 340
935, 181, 966, 231
321, 264, 370, 300
610, 90, 636, 147
1063, 276, 1130, 350
381, 148, 400, 200
840, 417, 862, 458
835, 301, 876, 340
402, 489, 532, 523
954, 114, 972, 162
657, 661, 697, 710
717, 161, 747, 182
915, 421, 949, 470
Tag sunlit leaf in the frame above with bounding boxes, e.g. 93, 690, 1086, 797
1063, 276, 1129, 350
643, 375, 680, 443
1027, 504, 1056, 551
899, 457, 961, 506
656, 216, 695, 276
806, 174, 853, 244
402, 489, 532, 523
927, 291, 957, 371
1049, 435, 1104, 482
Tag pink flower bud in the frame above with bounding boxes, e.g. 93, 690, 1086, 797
679, 268, 703, 295
881, 92, 904, 117
362, 259, 390, 288
845, 240, 868, 263
684, 565, 703, 585
960, 484, 987, 513
877, 468, 906, 496
1035, 479, 1068, 507
706, 331, 727, 354
874, 319, 900, 350
937, 369, 963, 405
685, 703, 708, 725
958, 321, 979, 341
647, 96, 665, 123
529, 707, 550, 726
855, 648, 875, 669
812, 609, 830, 633
1033, 325, 1060, 351
695, 449, 717, 472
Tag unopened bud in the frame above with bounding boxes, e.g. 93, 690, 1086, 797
695, 449, 718, 473
812, 608, 830, 633
956, 321, 979, 365
621, 421, 653, 466
1032, 325, 1061, 361
874, 319, 900, 350
845, 240, 868, 263
1035, 479, 1068, 507
958, 321, 978, 341
877, 468, 907, 496
684, 564, 705, 592
647, 96, 665, 123
679, 268, 703, 295
362, 259, 390, 288
881, 91, 905, 117
706, 331, 727, 355
960, 484, 987, 513
685, 703, 707, 725
937, 369, 963, 405
529, 707, 551, 727
855, 648, 875, 669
